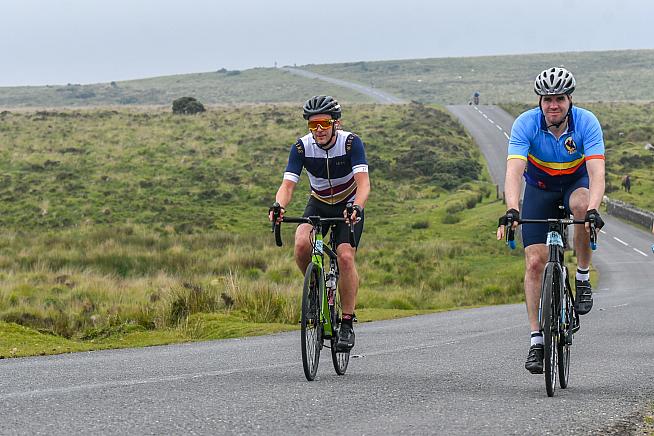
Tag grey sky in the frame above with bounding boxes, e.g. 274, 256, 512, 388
1, 0, 653, 86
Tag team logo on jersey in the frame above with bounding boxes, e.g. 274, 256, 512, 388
564, 137, 577, 154
294, 140, 304, 155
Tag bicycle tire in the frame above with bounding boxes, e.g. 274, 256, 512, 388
330, 274, 350, 375
301, 263, 322, 381
558, 270, 573, 388
541, 263, 559, 397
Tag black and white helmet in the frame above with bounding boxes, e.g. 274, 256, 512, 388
302, 95, 342, 120
534, 67, 576, 96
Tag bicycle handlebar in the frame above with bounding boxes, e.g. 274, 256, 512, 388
270, 202, 356, 248
506, 218, 597, 251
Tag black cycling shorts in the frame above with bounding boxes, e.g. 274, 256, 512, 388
521, 175, 588, 247
302, 197, 364, 248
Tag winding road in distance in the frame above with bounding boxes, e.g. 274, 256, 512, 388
1, 74, 652, 435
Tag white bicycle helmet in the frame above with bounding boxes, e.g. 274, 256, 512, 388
534, 67, 576, 96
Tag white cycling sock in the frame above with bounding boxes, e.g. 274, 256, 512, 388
576, 267, 590, 282
530, 331, 543, 346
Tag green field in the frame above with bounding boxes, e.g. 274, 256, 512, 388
0, 104, 529, 357
2, 49, 654, 107
304, 49, 654, 104
0, 68, 374, 108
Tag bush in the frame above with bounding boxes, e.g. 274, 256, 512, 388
172, 97, 206, 115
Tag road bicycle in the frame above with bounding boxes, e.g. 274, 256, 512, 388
271, 202, 356, 381
506, 206, 597, 397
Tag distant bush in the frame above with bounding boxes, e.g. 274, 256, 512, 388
172, 97, 206, 115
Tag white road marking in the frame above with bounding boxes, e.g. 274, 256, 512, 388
613, 237, 629, 246
496, 125, 503, 131
504, 132, 510, 139
633, 248, 648, 257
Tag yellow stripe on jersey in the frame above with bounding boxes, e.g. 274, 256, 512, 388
528, 153, 585, 170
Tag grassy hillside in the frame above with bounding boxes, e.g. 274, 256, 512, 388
0, 104, 527, 357
0, 68, 374, 108
500, 102, 654, 211
304, 49, 654, 104
2, 49, 654, 108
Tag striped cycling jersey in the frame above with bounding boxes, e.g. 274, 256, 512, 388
283, 130, 368, 204
508, 106, 605, 191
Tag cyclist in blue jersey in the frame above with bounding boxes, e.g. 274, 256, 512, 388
496, 67, 606, 374
269, 95, 370, 351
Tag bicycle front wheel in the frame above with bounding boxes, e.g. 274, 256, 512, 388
558, 272, 573, 388
330, 281, 350, 375
541, 263, 560, 397
301, 263, 322, 381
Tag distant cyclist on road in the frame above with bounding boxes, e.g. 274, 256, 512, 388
269, 95, 370, 352
496, 67, 606, 374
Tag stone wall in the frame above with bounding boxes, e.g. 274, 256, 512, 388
604, 197, 654, 233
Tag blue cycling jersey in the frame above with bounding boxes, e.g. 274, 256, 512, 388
284, 130, 368, 205
508, 106, 605, 191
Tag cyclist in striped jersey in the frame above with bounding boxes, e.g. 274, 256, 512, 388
270, 96, 370, 351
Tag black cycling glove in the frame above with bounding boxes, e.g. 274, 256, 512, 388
584, 209, 604, 230
498, 208, 520, 227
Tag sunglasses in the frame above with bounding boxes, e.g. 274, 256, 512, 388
308, 119, 335, 131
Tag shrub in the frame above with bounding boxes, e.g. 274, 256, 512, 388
172, 97, 206, 115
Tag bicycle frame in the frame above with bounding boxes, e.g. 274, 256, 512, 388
506, 214, 596, 395
272, 212, 355, 336
539, 220, 569, 331
271, 202, 357, 380
309, 220, 338, 338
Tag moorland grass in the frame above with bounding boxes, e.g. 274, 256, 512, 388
2, 49, 654, 108
304, 49, 654, 104
0, 103, 534, 357
0, 68, 375, 108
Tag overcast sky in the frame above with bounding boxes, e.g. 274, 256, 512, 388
1, 0, 653, 86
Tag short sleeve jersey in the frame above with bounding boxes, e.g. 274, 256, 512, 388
283, 130, 368, 205
508, 106, 605, 191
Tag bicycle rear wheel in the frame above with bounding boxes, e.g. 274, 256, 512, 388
330, 279, 350, 375
541, 263, 560, 397
301, 263, 322, 381
558, 272, 573, 388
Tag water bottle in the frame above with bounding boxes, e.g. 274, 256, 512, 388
326, 271, 336, 291
326, 270, 336, 304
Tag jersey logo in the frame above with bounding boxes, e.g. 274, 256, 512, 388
294, 139, 304, 155
345, 134, 356, 153
564, 137, 577, 154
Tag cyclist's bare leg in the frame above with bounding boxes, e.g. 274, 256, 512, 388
524, 244, 548, 332
294, 223, 314, 273
569, 187, 591, 268
336, 243, 358, 314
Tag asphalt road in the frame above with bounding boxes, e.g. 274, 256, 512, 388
1, 91, 653, 435
282, 67, 405, 104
